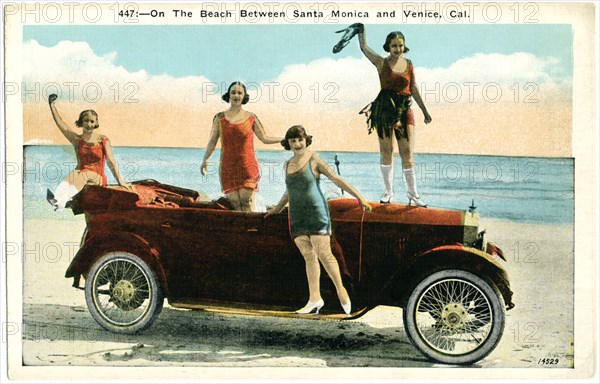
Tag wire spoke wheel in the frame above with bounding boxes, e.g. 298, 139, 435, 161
404, 270, 505, 365
416, 279, 491, 354
85, 252, 163, 334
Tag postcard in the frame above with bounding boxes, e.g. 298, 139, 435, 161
2, 0, 597, 382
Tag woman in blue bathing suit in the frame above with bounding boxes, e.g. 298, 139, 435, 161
266, 126, 371, 315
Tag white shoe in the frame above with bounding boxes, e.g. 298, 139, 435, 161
380, 192, 393, 204
380, 164, 394, 203
407, 192, 427, 207
341, 300, 352, 315
296, 299, 324, 314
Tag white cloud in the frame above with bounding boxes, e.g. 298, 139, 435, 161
22, 40, 213, 104
24, 138, 54, 145
23, 40, 143, 87
267, 56, 379, 109
420, 52, 564, 84
22, 40, 571, 109
265, 52, 571, 109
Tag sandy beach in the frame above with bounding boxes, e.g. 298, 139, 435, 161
16, 211, 575, 373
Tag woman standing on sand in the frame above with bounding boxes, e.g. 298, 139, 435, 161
201, 81, 283, 212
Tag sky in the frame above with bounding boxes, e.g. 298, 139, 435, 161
20, 22, 574, 156
23, 24, 572, 83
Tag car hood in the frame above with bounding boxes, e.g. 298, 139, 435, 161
328, 199, 479, 227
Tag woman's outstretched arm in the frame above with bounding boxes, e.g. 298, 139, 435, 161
104, 138, 131, 188
358, 26, 384, 69
314, 154, 371, 211
265, 192, 289, 217
201, 114, 221, 175
49, 95, 78, 145
253, 115, 284, 144
410, 81, 432, 124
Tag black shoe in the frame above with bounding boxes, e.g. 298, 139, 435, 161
332, 24, 362, 53
46, 189, 58, 210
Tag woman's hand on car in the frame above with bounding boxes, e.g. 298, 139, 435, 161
360, 199, 372, 212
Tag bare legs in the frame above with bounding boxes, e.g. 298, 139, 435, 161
294, 235, 351, 314
226, 188, 256, 212
396, 124, 415, 170
378, 125, 425, 206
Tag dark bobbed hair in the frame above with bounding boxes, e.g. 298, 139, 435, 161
383, 31, 410, 53
222, 81, 250, 104
281, 125, 313, 150
75, 110, 99, 129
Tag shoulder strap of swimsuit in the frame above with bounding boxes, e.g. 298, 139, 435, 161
100, 136, 108, 155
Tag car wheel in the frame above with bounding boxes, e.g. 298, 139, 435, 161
403, 269, 505, 365
85, 252, 163, 334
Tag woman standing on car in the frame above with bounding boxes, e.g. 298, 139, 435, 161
201, 81, 283, 212
266, 125, 371, 315
46, 94, 131, 211
356, 25, 432, 206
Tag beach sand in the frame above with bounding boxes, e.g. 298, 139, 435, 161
19, 215, 574, 370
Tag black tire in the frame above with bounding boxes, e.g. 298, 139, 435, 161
85, 252, 163, 334
403, 269, 505, 365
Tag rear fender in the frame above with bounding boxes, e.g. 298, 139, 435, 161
65, 231, 168, 296
386, 245, 514, 309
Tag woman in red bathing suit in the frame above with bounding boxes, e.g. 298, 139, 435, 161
47, 94, 131, 211
358, 27, 432, 207
201, 82, 283, 212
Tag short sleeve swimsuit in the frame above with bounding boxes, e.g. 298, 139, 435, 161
285, 155, 332, 238
219, 113, 260, 194
76, 136, 108, 186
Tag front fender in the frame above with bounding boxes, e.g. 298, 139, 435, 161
65, 231, 169, 296
415, 244, 507, 270
388, 244, 514, 309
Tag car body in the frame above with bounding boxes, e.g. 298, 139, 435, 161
66, 180, 514, 365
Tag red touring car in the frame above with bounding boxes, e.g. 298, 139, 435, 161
65, 180, 514, 364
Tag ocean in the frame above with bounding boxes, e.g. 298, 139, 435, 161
23, 145, 574, 225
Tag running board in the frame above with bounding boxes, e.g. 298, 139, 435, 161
169, 302, 370, 320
